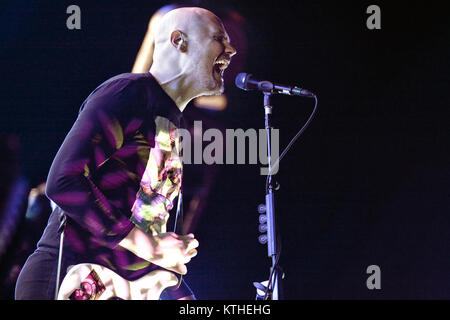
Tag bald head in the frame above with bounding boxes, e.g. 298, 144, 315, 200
149, 7, 236, 110
153, 7, 222, 45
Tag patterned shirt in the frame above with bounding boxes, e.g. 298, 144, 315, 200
37, 73, 184, 282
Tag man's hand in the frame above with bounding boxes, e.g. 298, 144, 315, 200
150, 232, 198, 275
119, 227, 199, 275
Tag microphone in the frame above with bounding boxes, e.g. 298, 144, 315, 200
235, 72, 315, 98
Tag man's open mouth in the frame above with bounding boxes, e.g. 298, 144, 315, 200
213, 58, 230, 74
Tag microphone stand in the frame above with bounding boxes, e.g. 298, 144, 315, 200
241, 74, 316, 300
262, 92, 283, 300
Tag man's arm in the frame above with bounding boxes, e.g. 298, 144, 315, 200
46, 78, 148, 248
46, 76, 199, 273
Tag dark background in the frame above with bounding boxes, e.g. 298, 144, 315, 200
0, 0, 448, 299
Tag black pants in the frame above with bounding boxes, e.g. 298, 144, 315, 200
15, 249, 70, 300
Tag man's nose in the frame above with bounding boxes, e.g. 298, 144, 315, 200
225, 43, 237, 58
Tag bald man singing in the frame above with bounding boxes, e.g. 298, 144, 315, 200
15, 7, 236, 300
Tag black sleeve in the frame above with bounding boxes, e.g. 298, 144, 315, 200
46, 77, 150, 248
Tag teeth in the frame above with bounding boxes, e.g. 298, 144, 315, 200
214, 60, 229, 70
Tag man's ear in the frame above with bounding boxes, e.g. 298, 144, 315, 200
170, 30, 187, 52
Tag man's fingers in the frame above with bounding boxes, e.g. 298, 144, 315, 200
167, 232, 180, 239
188, 249, 197, 258
178, 233, 195, 241
181, 249, 197, 263
185, 238, 199, 252
152, 233, 198, 274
